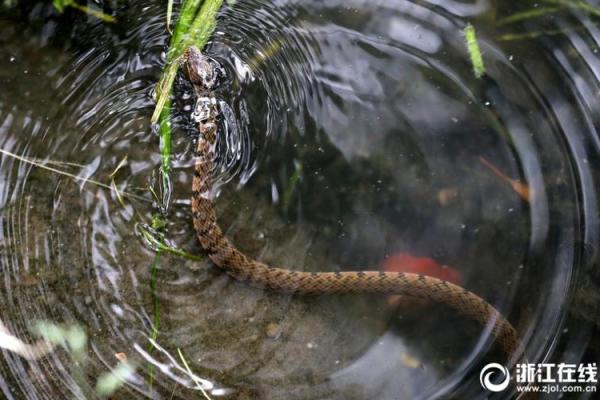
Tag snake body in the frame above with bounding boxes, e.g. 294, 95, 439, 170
184, 47, 522, 358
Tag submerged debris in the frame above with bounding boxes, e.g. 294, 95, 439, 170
479, 156, 532, 202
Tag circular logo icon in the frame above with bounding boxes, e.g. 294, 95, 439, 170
480, 363, 510, 392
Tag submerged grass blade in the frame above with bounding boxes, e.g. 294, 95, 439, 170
159, 99, 172, 175
70, 3, 116, 23
544, 0, 600, 18
146, 253, 160, 392
497, 26, 583, 41
166, 0, 174, 33
497, 6, 563, 26
53, 0, 116, 22
248, 38, 284, 71
464, 24, 486, 79
177, 348, 213, 400
0, 148, 148, 202
282, 161, 302, 209
110, 156, 129, 208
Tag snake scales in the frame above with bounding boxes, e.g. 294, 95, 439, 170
184, 46, 524, 359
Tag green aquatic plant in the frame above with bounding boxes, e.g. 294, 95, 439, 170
52, 0, 116, 23
146, 0, 225, 379
151, 0, 224, 123
152, 0, 224, 213
145, 4, 224, 375
464, 24, 486, 79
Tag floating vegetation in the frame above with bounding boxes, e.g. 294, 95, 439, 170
463, 24, 486, 79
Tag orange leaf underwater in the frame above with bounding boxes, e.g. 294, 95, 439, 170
382, 252, 462, 284
382, 252, 462, 306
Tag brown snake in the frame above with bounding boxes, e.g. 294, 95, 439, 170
184, 46, 524, 360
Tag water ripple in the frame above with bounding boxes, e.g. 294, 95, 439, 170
0, 1, 598, 400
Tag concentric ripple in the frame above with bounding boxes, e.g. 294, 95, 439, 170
0, 1, 598, 400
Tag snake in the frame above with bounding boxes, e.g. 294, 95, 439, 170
184, 46, 524, 360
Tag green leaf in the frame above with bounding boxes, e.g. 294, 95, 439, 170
32, 321, 87, 358
96, 362, 136, 396
52, 0, 73, 12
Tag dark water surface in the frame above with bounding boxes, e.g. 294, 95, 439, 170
0, 1, 599, 399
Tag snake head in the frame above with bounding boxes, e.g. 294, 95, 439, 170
184, 46, 219, 92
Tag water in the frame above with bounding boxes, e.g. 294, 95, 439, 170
0, 1, 598, 399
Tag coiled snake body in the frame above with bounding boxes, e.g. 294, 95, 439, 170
184, 47, 523, 359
